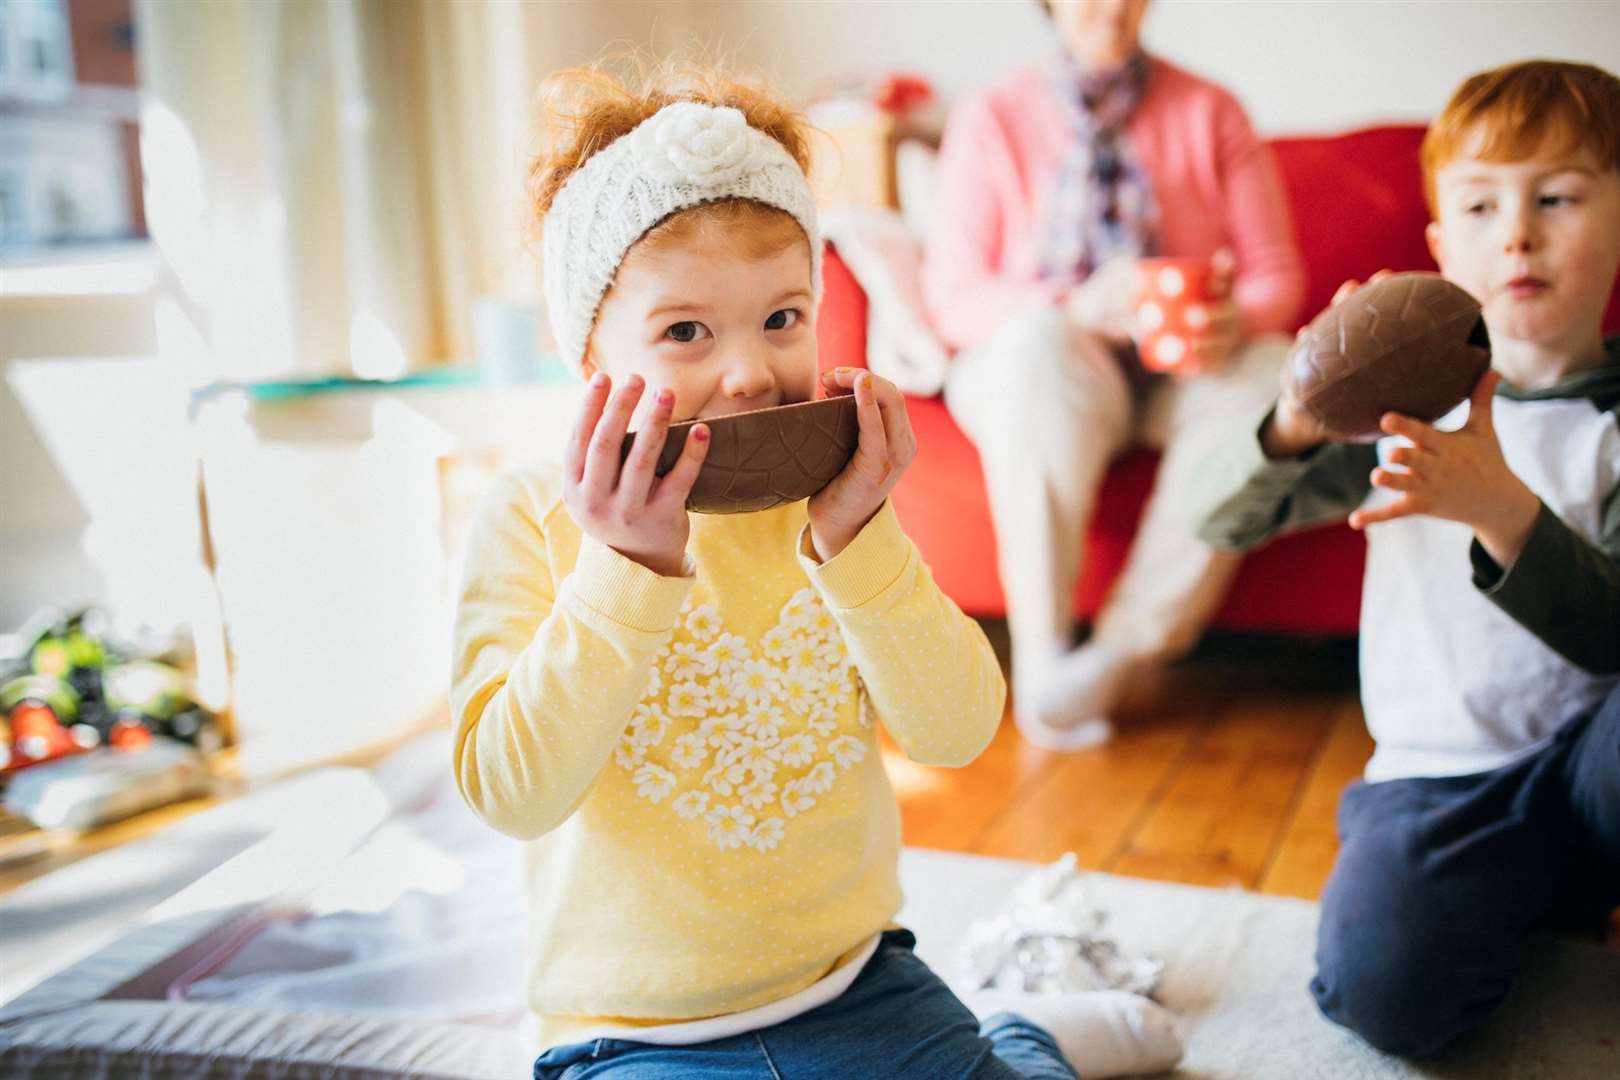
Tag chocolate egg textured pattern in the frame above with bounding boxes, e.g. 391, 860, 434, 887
621, 396, 861, 514
1288, 273, 1491, 441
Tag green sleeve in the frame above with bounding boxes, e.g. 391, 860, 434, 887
1470, 493, 1620, 675
1194, 409, 1379, 551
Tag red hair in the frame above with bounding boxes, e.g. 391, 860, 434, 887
1422, 60, 1620, 216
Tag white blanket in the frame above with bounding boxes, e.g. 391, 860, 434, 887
820, 206, 951, 396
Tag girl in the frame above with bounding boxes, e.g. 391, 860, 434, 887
450, 62, 1182, 1079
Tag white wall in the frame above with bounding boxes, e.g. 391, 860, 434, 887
1144, 0, 1620, 134
0, 281, 157, 631
712, 0, 1620, 135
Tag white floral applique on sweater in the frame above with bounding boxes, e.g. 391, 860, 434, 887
614, 587, 872, 853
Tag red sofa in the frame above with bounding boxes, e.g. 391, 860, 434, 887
817, 124, 1620, 635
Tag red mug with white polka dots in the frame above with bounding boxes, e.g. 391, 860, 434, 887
1134, 255, 1233, 374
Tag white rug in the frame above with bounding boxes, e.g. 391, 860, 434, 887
899, 849, 1620, 1080
2, 731, 1616, 1078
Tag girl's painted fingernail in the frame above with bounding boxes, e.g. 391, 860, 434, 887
657, 388, 673, 406
692, 425, 709, 443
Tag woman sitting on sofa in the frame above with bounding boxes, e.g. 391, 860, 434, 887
921, 0, 1305, 747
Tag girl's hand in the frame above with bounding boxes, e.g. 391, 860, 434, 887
1348, 370, 1540, 569
808, 368, 917, 561
562, 372, 709, 577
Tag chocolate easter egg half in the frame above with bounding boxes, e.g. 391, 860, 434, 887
620, 395, 860, 514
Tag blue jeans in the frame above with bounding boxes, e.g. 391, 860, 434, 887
1312, 685, 1620, 1058
533, 929, 1078, 1079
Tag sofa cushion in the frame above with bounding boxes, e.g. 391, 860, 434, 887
1270, 126, 1437, 327
1270, 124, 1620, 332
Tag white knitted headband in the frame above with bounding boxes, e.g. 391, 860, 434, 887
542, 101, 822, 372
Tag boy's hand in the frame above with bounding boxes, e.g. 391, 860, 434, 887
1263, 375, 1335, 459
562, 372, 709, 577
1327, 269, 1392, 309
1262, 270, 1393, 459
1349, 370, 1541, 569
808, 368, 917, 561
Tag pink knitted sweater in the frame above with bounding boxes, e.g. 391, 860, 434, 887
921, 58, 1305, 352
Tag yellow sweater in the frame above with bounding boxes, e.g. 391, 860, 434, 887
449, 464, 1005, 1044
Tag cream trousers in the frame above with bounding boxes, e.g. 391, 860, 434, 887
944, 303, 1286, 679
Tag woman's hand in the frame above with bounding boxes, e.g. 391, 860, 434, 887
808, 368, 917, 561
1349, 370, 1539, 569
562, 372, 709, 577
1063, 255, 1138, 344
1182, 296, 1244, 376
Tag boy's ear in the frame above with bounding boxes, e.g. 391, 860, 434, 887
1425, 221, 1447, 272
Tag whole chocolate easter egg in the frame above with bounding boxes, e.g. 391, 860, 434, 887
1286, 273, 1491, 442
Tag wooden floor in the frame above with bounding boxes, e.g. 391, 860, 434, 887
884, 633, 1372, 900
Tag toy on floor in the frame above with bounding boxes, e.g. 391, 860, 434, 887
3, 735, 209, 830
620, 395, 859, 513
0, 610, 222, 778
1285, 272, 1491, 441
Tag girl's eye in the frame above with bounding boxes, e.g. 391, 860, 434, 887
764, 309, 800, 331
1539, 193, 1576, 207
664, 321, 710, 343
1465, 202, 1490, 216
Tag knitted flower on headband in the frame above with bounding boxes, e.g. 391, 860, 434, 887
628, 102, 764, 185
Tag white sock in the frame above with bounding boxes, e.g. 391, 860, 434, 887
1012, 649, 1104, 751
1013, 710, 1115, 751
1012, 642, 1145, 751
968, 988, 1184, 1078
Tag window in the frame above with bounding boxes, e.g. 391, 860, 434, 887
0, 0, 143, 255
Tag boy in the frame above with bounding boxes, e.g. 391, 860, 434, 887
1196, 59, 1620, 1058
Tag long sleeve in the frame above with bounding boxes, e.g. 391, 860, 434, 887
1470, 497, 1620, 675
795, 502, 1005, 767
450, 473, 693, 840
1211, 91, 1306, 336
1195, 410, 1378, 550
920, 95, 1064, 352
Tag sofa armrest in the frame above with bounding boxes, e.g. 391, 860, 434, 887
817, 244, 872, 378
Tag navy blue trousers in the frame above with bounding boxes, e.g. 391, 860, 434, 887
1311, 684, 1620, 1058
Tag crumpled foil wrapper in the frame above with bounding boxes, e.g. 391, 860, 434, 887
955, 853, 1163, 996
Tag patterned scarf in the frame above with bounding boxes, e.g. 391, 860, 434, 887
1039, 51, 1158, 287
